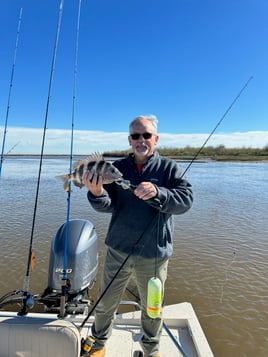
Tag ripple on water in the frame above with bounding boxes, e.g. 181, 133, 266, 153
1, 160, 268, 357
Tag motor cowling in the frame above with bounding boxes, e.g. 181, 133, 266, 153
47, 219, 98, 295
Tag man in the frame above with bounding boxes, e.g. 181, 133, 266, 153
83, 114, 193, 357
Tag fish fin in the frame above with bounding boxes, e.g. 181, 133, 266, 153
56, 174, 70, 191
90, 151, 104, 161
72, 181, 84, 188
73, 152, 104, 170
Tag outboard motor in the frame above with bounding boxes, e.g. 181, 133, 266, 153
41, 219, 98, 313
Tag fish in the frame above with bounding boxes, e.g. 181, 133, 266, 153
57, 152, 123, 191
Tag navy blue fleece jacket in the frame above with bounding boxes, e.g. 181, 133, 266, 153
87, 151, 193, 259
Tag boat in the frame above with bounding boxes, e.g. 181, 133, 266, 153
0, 219, 213, 357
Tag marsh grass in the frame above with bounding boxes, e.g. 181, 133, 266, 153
104, 145, 268, 161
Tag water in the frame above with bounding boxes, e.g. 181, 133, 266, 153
0, 157, 267, 356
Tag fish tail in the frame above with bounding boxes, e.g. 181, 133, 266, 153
56, 174, 71, 191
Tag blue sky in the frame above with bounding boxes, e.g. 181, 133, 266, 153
0, 0, 268, 154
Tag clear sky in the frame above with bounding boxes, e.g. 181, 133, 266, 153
0, 0, 268, 154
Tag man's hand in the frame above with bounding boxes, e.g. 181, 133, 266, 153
83, 171, 104, 197
134, 181, 157, 201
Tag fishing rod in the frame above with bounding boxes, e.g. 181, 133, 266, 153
79, 76, 253, 333
0, 8, 23, 177
19, 0, 65, 316
181, 76, 253, 178
5, 141, 20, 155
79, 211, 161, 331
59, 0, 83, 318
116, 76, 253, 195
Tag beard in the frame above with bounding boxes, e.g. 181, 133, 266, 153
133, 144, 149, 157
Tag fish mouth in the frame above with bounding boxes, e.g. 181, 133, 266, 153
116, 179, 133, 190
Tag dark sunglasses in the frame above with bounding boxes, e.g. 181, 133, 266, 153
130, 132, 153, 140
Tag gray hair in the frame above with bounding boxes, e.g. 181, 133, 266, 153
129, 114, 158, 133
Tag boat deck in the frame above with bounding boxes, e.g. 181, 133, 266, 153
0, 302, 213, 357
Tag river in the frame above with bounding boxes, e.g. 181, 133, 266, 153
0, 157, 267, 356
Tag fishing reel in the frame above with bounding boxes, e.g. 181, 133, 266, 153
80, 335, 95, 356
0, 290, 35, 312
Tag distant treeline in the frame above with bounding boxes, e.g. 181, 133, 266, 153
104, 145, 268, 161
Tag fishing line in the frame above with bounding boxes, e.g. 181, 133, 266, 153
146, 211, 163, 319
5, 141, 20, 155
0, 7, 23, 177
181, 76, 253, 178
80, 77, 253, 331
126, 282, 188, 357
178, 78, 253, 306
79, 211, 161, 330
79, 76, 253, 345
59, 0, 83, 318
19, 0, 65, 316
220, 251, 236, 303
154, 211, 161, 277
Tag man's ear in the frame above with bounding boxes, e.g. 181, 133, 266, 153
154, 135, 159, 145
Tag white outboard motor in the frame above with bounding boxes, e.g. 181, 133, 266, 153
41, 219, 98, 313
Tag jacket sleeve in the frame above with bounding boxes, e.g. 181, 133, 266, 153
87, 189, 114, 213
146, 164, 193, 214
153, 178, 193, 214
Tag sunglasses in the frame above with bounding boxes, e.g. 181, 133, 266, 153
130, 132, 153, 140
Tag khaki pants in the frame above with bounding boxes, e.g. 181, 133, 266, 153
91, 247, 169, 355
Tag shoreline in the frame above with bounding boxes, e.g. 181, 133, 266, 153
3, 154, 268, 162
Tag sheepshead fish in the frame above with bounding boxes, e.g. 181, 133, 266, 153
57, 152, 123, 191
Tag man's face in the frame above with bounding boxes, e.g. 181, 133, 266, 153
128, 119, 159, 161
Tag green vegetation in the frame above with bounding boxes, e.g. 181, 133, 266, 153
104, 145, 268, 161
